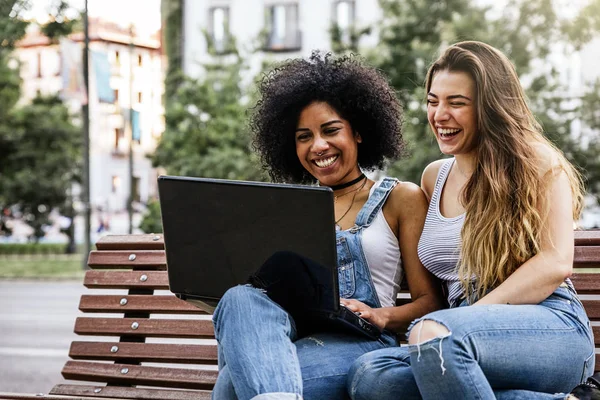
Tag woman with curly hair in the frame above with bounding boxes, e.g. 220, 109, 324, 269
211, 51, 445, 400
348, 41, 596, 400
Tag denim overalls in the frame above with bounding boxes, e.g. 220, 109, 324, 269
212, 177, 401, 400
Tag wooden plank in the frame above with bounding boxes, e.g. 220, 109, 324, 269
50, 384, 211, 400
78, 295, 205, 314
570, 274, 600, 294
68, 341, 217, 364
574, 246, 600, 267
88, 251, 166, 270
582, 300, 600, 321
73, 317, 214, 338
60, 361, 217, 390
575, 230, 600, 246
96, 234, 164, 251
84, 270, 169, 289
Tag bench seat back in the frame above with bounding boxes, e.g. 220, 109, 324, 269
49, 231, 600, 399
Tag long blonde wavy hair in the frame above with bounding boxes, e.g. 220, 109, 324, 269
425, 41, 585, 301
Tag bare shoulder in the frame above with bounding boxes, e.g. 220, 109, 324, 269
421, 159, 447, 201
386, 181, 428, 219
531, 142, 562, 177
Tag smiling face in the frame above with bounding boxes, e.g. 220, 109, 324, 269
427, 70, 478, 157
295, 101, 362, 187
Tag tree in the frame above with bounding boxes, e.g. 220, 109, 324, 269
1, 95, 81, 241
151, 54, 264, 181
369, 0, 600, 203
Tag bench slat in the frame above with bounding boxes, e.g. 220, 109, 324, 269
95, 234, 165, 251
60, 361, 216, 390
50, 384, 211, 400
69, 341, 217, 364
86, 248, 599, 270
570, 274, 600, 294
88, 251, 166, 269
575, 231, 600, 246
74, 317, 214, 338
50, 384, 210, 400
582, 301, 600, 321
79, 295, 205, 314
84, 270, 169, 289
574, 246, 600, 266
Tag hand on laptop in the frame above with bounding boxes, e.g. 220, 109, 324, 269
340, 299, 387, 331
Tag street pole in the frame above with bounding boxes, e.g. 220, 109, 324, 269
127, 25, 134, 234
82, 0, 91, 268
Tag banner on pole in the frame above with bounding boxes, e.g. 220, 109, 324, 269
91, 50, 114, 103
59, 38, 88, 104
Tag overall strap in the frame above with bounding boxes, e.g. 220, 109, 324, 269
354, 177, 399, 227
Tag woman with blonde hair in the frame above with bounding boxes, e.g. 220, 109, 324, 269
345, 41, 597, 399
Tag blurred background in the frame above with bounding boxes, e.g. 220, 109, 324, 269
0, 0, 599, 275
1, 0, 600, 393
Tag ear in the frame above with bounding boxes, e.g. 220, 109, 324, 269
355, 131, 362, 143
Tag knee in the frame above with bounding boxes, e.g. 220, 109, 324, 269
347, 353, 381, 400
347, 351, 407, 400
408, 319, 450, 345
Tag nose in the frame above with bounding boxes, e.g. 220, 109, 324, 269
434, 103, 450, 122
312, 135, 329, 154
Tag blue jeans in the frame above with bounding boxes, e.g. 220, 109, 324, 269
348, 285, 594, 400
212, 285, 396, 400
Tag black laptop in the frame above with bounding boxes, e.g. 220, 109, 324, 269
157, 175, 382, 340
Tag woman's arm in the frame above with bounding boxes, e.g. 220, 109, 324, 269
342, 182, 446, 332
475, 168, 574, 306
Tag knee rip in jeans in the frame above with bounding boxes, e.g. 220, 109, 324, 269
407, 319, 451, 375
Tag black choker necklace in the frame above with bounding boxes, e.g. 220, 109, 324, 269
329, 173, 366, 191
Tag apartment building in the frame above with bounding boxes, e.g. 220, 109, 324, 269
15, 19, 165, 237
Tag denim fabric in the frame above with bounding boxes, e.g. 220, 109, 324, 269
212, 178, 400, 400
348, 285, 594, 400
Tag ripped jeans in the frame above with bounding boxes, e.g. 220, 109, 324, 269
212, 285, 397, 400
348, 285, 595, 400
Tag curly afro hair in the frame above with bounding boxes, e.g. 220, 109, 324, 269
249, 51, 405, 183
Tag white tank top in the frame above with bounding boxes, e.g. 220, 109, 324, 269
362, 179, 403, 308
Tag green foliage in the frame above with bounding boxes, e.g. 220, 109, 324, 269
329, 22, 371, 54
139, 199, 163, 234
0, 95, 81, 241
371, 0, 600, 197
162, 0, 184, 99
0, 0, 29, 56
152, 54, 265, 181
39, 0, 79, 42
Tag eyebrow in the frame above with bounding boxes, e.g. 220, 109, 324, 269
295, 119, 343, 132
427, 92, 472, 101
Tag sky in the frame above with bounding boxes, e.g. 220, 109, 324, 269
28, 0, 162, 36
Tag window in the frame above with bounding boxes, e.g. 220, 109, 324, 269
333, 0, 355, 45
115, 51, 120, 65
265, 3, 301, 51
37, 52, 42, 78
137, 91, 142, 104
137, 54, 143, 67
114, 128, 124, 150
113, 89, 119, 104
132, 177, 141, 202
111, 175, 121, 193
208, 7, 230, 54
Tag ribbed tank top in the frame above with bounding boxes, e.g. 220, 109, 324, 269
417, 159, 466, 307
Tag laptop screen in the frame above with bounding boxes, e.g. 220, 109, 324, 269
158, 175, 338, 310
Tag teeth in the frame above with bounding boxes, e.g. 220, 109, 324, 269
314, 155, 338, 168
439, 128, 460, 136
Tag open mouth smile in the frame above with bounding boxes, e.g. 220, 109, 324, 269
438, 128, 461, 139
313, 155, 338, 168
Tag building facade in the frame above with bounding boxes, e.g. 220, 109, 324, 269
15, 19, 165, 239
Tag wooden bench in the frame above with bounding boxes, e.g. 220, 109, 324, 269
1, 230, 599, 400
